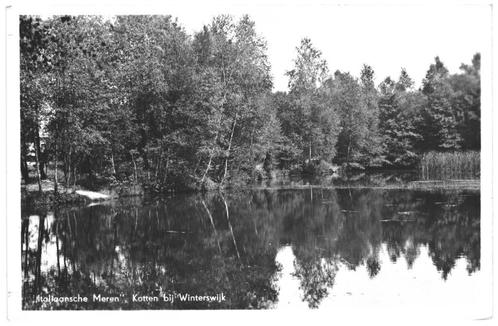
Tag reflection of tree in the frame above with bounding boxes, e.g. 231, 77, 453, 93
335, 189, 383, 269
276, 188, 342, 308
366, 256, 381, 278
380, 191, 480, 279
21, 188, 480, 309
293, 258, 337, 308
22, 193, 282, 309
403, 239, 420, 269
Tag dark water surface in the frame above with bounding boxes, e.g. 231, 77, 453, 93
21, 187, 481, 310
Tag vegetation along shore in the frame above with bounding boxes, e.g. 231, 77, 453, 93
20, 15, 480, 204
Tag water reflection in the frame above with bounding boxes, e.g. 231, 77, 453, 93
21, 188, 480, 310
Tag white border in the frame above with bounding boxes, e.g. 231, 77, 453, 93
2, 0, 496, 325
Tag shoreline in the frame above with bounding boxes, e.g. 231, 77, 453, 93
21, 178, 480, 211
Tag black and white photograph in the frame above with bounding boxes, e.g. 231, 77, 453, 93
1, 0, 496, 323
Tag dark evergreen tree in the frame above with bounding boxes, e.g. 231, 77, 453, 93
418, 57, 461, 151
378, 70, 423, 167
449, 53, 480, 150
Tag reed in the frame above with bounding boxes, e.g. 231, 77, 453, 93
420, 151, 480, 180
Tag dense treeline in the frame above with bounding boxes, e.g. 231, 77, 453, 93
20, 15, 480, 192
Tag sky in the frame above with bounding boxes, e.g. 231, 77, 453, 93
23, 1, 492, 92
160, 2, 490, 92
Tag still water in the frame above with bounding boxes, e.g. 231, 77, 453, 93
22, 187, 481, 311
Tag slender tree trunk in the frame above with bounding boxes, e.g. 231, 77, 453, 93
134, 207, 138, 231
33, 136, 42, 194
111, 152, 116, 176
63, 146, 68, 185
201, 130, 220, 184
20, 142, 30, 182
73, 165, 77, 189
53, 142, 58, 194
347, 133, 352, 165
21, 159, 29, 183
221, 115, 237, 186
34, 128, 47, 179
309, 140, 312, 163
65, 148, 71, 188
201, 152, 213, 184
131, 152, 138, 183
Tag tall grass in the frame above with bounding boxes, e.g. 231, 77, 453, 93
420, 151, 480, 180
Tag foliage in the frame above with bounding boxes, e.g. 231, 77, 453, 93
378, 70, 423, 167
418, 57, 461, 151
20, 15, 481, 192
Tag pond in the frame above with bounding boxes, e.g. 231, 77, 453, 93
21, 186, 482, 312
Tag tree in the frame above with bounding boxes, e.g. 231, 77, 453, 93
286, 38, 328, 93
45, 16, 116, 191
327, 71, 368, 166
20, 14, 481, 193
449, 53, 480, 150
272, 92, 302, 169
378, 69, 423, 167
418, 57, 461, 151
358, 64, 382, 165
192, 15, 274, 185
20, 15, 52, 190
280, 38, 339, 168
111, 15, 198, 187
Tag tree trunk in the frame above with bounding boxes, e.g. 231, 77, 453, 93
73, 165, 77, 189
33, 136, 42, 194
201, 152, 213, 184
21, 159, 29, 183
131, 152, 138, 183
34, 128, 47, 179
221, 115, 237, 186
65, 148, 72, 188
309, 140, 312, 163
163, 157, 169, 185
347, 133, 352, 165
53, 142, 58, 194
20, 142, 30, 182
111, 152, 117, 176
